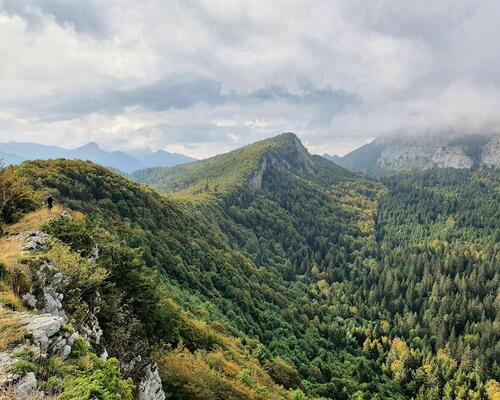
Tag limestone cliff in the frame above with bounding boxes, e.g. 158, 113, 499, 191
335, 134, 500, 176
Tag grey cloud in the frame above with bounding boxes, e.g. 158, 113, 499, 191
1, 0, 111, 37
44, 78, 229, 120
7, 75, 353, 128
1, 0, 499, 158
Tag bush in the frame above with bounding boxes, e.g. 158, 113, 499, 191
237, 369, 253, 387
156, 346, 251, 400
292, 389, 307, 400
43, 242, 108, 294
6, 359, 37, 375
0, 166, 36, 225
59, 358, 134, 400
43, 215, 95, 257
267, 357, 300, 389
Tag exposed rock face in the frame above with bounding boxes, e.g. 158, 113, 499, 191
248, 157, 267, 190
22, 293, 37, 308
81, 313, 103, 344
2, 217, 111, 398
432, 146, 473, 169
139, 363, 166, 400
42, 285, 65, 321
23, 231, 49, 252
337, 134, 500, 176
0, 345, 19, 387
13, 372, 38, 399
0, 312, 66, 396
249, 133, 316, 190
0, 231, 84, 396
23, 232, 68, 323
481, 136, 500, 167
31, 260, 68, 323
277, 134, 315, 175
376, 137, 475, 171
25, 313, 64, 350
123, 355, 142, 376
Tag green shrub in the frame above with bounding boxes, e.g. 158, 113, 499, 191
292, 389, 307, 400
6, 359, 37, 375
59, 358, 134, 400
237, 368, 253, 387
43, 215, 94, 257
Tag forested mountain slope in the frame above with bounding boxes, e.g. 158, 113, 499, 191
131, 132, 356, 195
0, 133, 498, 399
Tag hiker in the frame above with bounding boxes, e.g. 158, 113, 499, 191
47, 195, 54, 214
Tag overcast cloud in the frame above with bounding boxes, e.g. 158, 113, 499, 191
0, 0, 499, 157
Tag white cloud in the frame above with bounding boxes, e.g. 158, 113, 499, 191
0, 0, 499, 157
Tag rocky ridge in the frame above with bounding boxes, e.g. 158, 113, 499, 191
0, 219, 165, 399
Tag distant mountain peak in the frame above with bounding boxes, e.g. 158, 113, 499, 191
0, 141, 195, 173
321, 153, 341, 161
77, 141, 101, 150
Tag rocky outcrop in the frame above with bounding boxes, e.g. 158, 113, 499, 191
0, 345, 19, 387
481, 136, 500, 167
0, 312, 66, 397
376, 137, 475, 171
22, 293, 37, 308
13, 372, 37, 399
25, 313, 64, 350
248, 157, 267, 190
81, 313, 103, 345
26, 259, 68, 323
23, 231, 49, 252
139, 363, 166, 400
431, 146, 473, 169
0, 231, 77, 396
337, 134, 500, 176
248, 133, 316, 190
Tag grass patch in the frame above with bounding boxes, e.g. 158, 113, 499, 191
0, 289, 25, 311
0, 206, 62, 266
0, 234, 25, 267
4, 206, 62, 235
0, 308, 26, 351
6, 359, 38, 375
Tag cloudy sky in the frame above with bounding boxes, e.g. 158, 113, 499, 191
1, 0, 499, 158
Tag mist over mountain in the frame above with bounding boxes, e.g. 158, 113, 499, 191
0, 141, 196, 173
0, 149, 26, 165
333, 133, 500, 176
320, 153, 341, 162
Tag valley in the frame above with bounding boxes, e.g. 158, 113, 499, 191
0, 133, 498, 399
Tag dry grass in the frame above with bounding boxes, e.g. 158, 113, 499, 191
0, 207, 63, 318
0, 236, 24, 268
0, 206, 62, 267
4, 206, 62, 236
0, 290, 25, 312
0, 308, 26, 351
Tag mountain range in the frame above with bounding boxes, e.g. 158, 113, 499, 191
0, 132, 498, 399
0, 141, 196, 173
331, 133, 500, 176
320, 153, 341, 162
